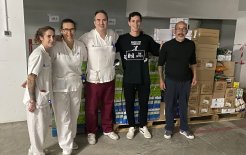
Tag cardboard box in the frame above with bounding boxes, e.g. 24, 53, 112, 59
192, 36, 219, 45
225, 76, 234, 88
196, 58, 217, 70
225, 88, 236, 99
190, 84, 200, 95
188, 105, 199, 117
213, 81, 227, 93
199, 95, 212, 115
192, 28, 219, 45
224, 97, 235, 108
198, 81, 214, 94
199, 95, 212, 106
199, 104, 211, 115
213, 92, 225, 98
197, 70, 215, 81
188, 94, 200, 105
195, 43, 217, 59
192, 28, 220, 38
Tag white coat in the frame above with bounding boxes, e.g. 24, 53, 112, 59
23, 44, 52, 107
23, 44, 52, 155
50, 39, 87, 154
79, 29, 118, 83
50, 39, 87, 92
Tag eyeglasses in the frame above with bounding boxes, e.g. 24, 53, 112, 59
175, 28, 187, 33
62, 28, 75, 33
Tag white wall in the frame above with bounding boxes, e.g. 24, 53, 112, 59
23, 0, 129, 54
233, 11, 246, 88
0, 0, 27, 123
127, 0, 239, 19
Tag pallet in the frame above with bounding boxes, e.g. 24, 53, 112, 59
147, 119, 180, 129
188, 114, 217, 124
113, 124, 131, 133
216, 112, 245, 121
113, 112, 245, 132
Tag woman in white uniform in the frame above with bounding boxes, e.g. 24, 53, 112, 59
23, 26, 55, 155
50, 19, 87, 155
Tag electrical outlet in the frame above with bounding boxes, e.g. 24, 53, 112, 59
4, 31, 12, 36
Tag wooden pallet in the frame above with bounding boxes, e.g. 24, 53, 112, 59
216, 112, 245, 121
113, 124, 131, 133
147, 119, 180, 129
113, 112, 245, 132
188, 114, 217, 124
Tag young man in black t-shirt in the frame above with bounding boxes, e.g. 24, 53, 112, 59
158, 21, 197, 140
116, 12, 160, 139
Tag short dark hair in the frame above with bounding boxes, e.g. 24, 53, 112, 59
34, 26, 55, 43
94, 10, 108, 21
128, 12, 142, 21
60, 18, 77, 30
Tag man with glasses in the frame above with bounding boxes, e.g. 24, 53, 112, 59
158, 21, 197, 140
51, 18, 87, 155
79, 10, 119, 145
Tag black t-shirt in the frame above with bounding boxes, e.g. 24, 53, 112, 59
158, 38, 196, 81
116, 33, 160, 84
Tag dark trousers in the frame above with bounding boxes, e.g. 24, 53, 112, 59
85, 80, 115, 134
123, 83, 150, 127
164, 78, 191, 132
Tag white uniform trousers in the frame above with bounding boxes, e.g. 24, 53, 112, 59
26, 106, 51, 155
52, 90, 81, 154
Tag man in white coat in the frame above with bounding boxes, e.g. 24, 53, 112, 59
51, 19, 87, 155
79, 10, 119, 145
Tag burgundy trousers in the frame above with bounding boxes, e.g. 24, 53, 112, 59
85, 80, 115, 134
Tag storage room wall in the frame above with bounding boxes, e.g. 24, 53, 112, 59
0, 0, 27, 123
1, 0, 241, 123
23, 0, 172, 47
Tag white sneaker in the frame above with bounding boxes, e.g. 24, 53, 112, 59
28, 147, 46, 155
103, 132, 119, 140
139, 126, 152, 139
126, 127, 136, 139
63, 149, 72, 155
28, 148, 33, 155
72, 142, 78, 150
164, 130, 172, 139
180, 130, 195, 139
88, 133, 96, 145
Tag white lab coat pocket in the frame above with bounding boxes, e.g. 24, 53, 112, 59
87, 69, 99, 82
37, 91, 50, 108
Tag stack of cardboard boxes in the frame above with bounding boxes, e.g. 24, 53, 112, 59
189, 28, 219, 116
189, 28, 245, 116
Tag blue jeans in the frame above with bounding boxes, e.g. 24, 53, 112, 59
164, 78, 191, 132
